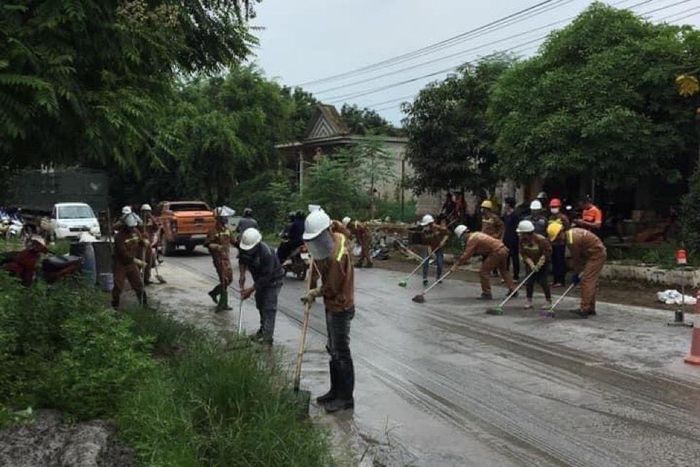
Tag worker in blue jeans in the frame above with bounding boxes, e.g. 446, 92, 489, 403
419, 214, 449, 286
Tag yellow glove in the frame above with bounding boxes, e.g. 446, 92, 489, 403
535, 257, 546, 271
301, 287, 322, 304
525, 259, 536, 270
143, 239, 151, 248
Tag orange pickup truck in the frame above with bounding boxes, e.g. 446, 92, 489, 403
155, 201, 216, 255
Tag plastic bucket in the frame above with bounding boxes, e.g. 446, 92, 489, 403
92, 241, 113, 282
70, 242, 96, 285
99, 273, 114, 292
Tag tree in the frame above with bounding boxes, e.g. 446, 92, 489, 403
301, 157, 365, 220
0, 0, 257, 169
340, 104, 402, 136
402, 56, 513, 195
488, 3, 700, 188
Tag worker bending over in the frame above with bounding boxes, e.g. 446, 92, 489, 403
452, 225, 516, 300
302, 209, 355, 413
343, 216, 373, 268
517, 220, 552, 309
564, 227, 607, 318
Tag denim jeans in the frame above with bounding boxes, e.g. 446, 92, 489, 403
325, 307, 355, 399
422, 249, 444, 281
255, 283, 282, 343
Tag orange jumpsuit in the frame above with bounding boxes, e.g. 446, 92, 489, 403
112, 228, 146, 308
481, 211, 504, 239
458, 232, 514, 295
205, 225, 233, 288
348, 220, 373, 267
140, 215, 161, 284
566, 228, 607, 312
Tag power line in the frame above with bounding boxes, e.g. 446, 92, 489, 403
656, 4, 700, 20
641, 0, 694, 16
668, 9, 700, 21
294, 0, 571, 87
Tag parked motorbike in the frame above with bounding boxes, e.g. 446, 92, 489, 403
282, 243, 309, 280
40, 255, 83, 283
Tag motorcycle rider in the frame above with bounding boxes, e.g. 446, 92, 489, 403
205, 207, 234, 312
239, 227, 285, 345
112, 213, 148, 309
2, 237, 49, 286
277, 211, 305, 264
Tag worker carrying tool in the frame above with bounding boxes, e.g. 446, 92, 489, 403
517, 220, 552, 309
205, 207, 235, 312
562, 226, 607, 318
525, 200, 547, 235
547, 199, 570, 287
574, 196, 603, 235
301, 209, 355, 413
419, 214, 448, 287
112, 213, 148, 309
139, 204, 161, 286
479, 200, 504, 239
239, 227, 285, 345
452, 225, 516, 300
343, 216, 373, 268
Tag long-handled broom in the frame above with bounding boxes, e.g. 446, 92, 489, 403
486, 269, 535, 315
291, 258, 315, 418
412, 270, 453, 303
541, 282, 577, 318
399, 236, 449, 287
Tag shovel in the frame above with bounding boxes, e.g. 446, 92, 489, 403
541, 282, 577, 318
486, 269, 535, 315
291, 258, 315, 418
412, 270, 453, 303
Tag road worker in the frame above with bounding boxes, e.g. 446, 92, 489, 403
2, 237, 49, 286
139, 204, 161, 285
452, 225, 516, 300
301, 209, 355, 413
502, 197, 521, 281
564, 227, 607, 318
479, 200, 504, 239
419, 214, 448, 286
343, 216, 373, 268
205, 207, 234, 312
525, 200, 547, 236
112, 213, 147, 309
239, 227, 285, 345
517, 220, 552, 309
574, 196, 603, 235
547, 199, 570, 287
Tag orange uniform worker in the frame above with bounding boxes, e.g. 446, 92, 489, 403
112, 213, 147, 309
564, 227, 607, 318
479, 200, 504, 239
574, 196, 603, 234
452, 225, 516, 300
343, 217, 373, 268
139, 204, 161, 285
206, 207, 234, 312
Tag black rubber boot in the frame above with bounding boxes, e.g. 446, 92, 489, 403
325, 360, 354, 413
208, 285, 221, 304
317, 361, 340, 405
216, 289, 232, 312
478, 293, 493, 300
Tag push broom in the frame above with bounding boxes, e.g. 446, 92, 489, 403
399, 236, 449, 288
412, 270, 453, 303
290, 259, 315, 418
486, 269, 535, 315
541, 282, 577, 318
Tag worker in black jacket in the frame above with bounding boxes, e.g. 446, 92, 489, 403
238, 227, 285, 345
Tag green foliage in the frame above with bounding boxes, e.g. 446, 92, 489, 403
340, 104, 403, 136
0, 273, 154, 419
301, 156, 366, 220
488, 3, 700, 188
403, 56, 513, 195
681, 166, 700, 254
1, 0, 257, 169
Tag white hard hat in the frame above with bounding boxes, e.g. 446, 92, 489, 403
530, 200, 542, 211
308, 204, 321, 213
454, 225, 469, 238
239, 228, 262, 251
121, 206, 132, 215
124, 213, 138, 228
342, 216, 351, 226
303, 209, 331, 240
215, 206, 235, 217
537, 191, 548, 199
419, 214, 435, 226
516, 220, 535, 233
140, 204, 152, 211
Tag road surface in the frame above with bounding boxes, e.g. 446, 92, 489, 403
151, 250, 700, 466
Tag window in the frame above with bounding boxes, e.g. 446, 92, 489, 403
57, 205, 95, 219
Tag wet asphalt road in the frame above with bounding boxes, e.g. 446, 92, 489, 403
161, 250, 700, 467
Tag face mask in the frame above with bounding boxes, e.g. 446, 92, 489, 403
550, 208, 560, 214
306, 230, 334, 260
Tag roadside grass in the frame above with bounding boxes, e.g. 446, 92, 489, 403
0, 269, 331, 466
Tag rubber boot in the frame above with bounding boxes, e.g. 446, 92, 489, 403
137, 290, 148, 308
325, 360, 354, 413
216, 289, 232, 312
208, 285, 221, 304
317, 361, 340, 405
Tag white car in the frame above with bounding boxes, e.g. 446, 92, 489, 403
51, 202, 101, 240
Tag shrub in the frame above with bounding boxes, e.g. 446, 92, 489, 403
681, 165, 700, 254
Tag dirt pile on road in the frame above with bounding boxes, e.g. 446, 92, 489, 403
0, 410, 133, 467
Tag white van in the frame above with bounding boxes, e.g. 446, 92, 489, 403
51, 202, 101, 240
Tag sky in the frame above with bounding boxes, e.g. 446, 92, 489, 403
251, 0, 700, 125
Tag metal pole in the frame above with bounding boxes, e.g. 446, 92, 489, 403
400, 158, 405, 221
298, 151, 304, 195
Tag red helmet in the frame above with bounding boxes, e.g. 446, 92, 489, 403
549, 198, 562, 208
